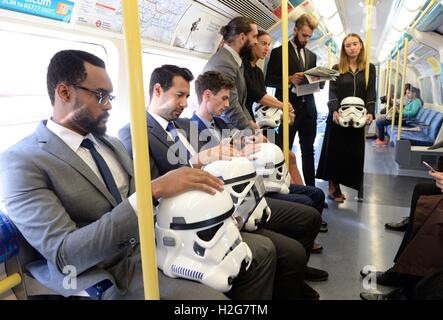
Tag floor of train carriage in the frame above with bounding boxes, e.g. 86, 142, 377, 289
292, 116, 431, 300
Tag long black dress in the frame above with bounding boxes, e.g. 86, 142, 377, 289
316, 63, 376, 191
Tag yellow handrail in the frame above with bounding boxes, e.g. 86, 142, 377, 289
328, 43, 332, 68
386, 60, 393, 113
390, 51, 401, 143
122, 1, 159, 300
0, 273, 21, 295
397, 37, 410, 141
365, 0, 374, 87
281, 0, 290, 167
411, 0, 437, 29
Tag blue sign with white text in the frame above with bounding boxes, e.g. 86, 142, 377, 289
0, 0, 74, 23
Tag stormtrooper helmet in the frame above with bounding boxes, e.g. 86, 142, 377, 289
204, 158, 271, 231
156, 189, 252, 292
0, 211, 19, 264
251, 143, 291, 194
338, 97, 368, 128
253, 103, 283, 129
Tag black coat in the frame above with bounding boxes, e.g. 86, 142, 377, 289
316, 64, 376, 190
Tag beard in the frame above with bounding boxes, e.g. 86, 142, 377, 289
240, 39, 253, 61
293, 33, 305, 48
71, 102, 108, 136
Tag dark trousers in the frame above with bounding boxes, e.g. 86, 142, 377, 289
267, 184, 325, 215
275, 109, 317, 186
262, 197, 321, 262
253, 197, 321, 299
394, 182, 440, 262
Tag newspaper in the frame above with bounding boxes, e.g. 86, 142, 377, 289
304, 66, 340, 84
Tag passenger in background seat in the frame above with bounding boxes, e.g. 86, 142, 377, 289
375, 86, 423, 145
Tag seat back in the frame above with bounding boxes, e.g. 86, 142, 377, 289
428, 113, 443, 141
423, 110, 438, 126
414, 107, 426, 122
416, 108, 430, 123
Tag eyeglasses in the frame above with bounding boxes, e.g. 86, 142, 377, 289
73, 85, 116, 105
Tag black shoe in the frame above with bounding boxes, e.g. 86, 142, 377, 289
323, 202, 328, 209
311, 242, 323, 254
319, 220, 328, 232
305, 266, 328, 282
385, 217, 409, 232
359, 267, 405, 286
360, 288, 406, 300
301, 282, 320, 300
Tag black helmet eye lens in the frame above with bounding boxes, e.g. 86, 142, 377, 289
197, 222, 223, 241
232, 182, 249, 194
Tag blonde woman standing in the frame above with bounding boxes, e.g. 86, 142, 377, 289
316, 33, 376, 202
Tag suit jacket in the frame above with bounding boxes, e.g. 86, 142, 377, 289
203, 47, 253, 129
119, 113, 192, 179
265, 42, 318, 118
0, 121, 139, 297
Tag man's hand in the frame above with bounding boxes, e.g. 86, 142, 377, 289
290, 72, 305, 85
249, 120, 260, 130
152, 167, 224, 198
429, 171, 443, 193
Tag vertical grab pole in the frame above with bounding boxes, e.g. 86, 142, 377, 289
358, 0, 374, 201
328, 43, 332, 68
390, 50, 401, 143
397, 37, 409, 141
386, 60, 393, 114
122, 1, 159, 300
281, 0, 290, 167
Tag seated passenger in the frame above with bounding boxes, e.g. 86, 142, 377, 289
360, 167, 443, 300
118, 64, 326, 299
191, 71, 327, 237
0, 50, 275, 300
375, 86, 423, 145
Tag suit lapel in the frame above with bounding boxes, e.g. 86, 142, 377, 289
147, 113, 188, 164
37, 122, 117, 206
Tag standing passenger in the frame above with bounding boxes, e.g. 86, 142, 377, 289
203, 16, 259, 130
316, 34, 376, 202
265, 14, 321, 187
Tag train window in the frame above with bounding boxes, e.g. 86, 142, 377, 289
422, 77, 434, 104
142, 50, 207, 118
0, 30, 108, 153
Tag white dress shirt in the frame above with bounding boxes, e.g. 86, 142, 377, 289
46, 119, 137, 212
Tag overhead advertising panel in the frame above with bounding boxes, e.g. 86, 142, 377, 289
0, 0, 74, 22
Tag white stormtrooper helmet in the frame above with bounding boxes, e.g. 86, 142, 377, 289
204, 158, 271, 231
338, 97, 368, 128
251, 143, 291, 194
253, 102, 283, 128
156, 189, 252, 292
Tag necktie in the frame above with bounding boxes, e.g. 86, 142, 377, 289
209, 121, 220, 144
297, 47, 305, 71
166, 122, 191, 161
81, 139, 122, 204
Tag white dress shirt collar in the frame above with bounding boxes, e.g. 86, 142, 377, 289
149, 111, 170, 132
223, 44, 242, 67
46, 118, 98, 152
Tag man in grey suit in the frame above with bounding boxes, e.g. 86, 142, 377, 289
0, 50, 262, 300
203, 17, 259, 130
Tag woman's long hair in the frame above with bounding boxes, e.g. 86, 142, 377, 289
338, 33, 366, 74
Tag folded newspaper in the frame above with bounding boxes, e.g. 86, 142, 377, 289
304, 66, 340, 84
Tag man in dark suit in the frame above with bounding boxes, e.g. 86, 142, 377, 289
119, 65, 326, 299
266, 14, 321, 187
0, 50, 231, 300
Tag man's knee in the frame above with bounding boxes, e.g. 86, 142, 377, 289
241, 232, 276, 272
